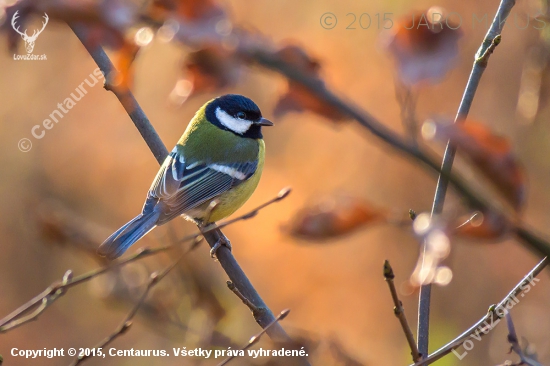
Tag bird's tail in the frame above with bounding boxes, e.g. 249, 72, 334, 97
98, 211, 160, 260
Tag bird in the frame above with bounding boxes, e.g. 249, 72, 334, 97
98, 94, 273, 260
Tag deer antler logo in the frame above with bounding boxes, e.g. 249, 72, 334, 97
11, 11, 49, 54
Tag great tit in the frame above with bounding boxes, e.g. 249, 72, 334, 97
98, 94, 273, 259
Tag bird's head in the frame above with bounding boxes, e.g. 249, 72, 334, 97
205, 94, 273, 139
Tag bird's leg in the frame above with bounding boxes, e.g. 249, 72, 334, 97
210, 233, 232, 259
198, 222, 232, 259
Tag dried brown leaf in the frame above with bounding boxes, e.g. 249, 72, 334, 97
288, 196, 386, 240
427, 120, 527, 211
382, 7, 463, 85
180, 46, 240, 97
33, 200, 111, 263
148, 0, 224, 23
274, 45, 348, 123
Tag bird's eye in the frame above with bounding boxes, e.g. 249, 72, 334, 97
236, 112, 246, 120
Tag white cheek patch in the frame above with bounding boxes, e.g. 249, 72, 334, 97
215, 107, 253, 134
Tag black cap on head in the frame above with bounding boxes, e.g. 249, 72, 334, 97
205, 94, 271, 139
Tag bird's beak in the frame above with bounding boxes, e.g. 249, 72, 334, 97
257, 117, 274, 126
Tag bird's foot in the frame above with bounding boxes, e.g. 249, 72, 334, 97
210, 236, 232, 259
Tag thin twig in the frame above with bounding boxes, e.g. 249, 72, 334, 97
0, 239, 199, 333
70, 26, 306, 362
0, 270, 73, 332
0, 189, 288, 332
418, 0, 516, 356
217, 309, 291, 366
477, 35, 502, 67
198, 187, 291, 240
383, 260, 421, 362
71, 252, 188, 365
505, 313, 524, 361
503, 313, 541, 366
409, 256, 548, 366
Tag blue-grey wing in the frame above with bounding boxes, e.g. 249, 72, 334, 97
144, 149, 257, 224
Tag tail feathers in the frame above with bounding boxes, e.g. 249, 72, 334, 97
98, 212, 160, 260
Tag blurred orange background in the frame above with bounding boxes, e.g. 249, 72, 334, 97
1, 0, 549, 365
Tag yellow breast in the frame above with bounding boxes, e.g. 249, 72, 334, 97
191, 139, 265, 223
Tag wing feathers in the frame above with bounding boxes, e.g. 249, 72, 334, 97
146, 150, 258, 224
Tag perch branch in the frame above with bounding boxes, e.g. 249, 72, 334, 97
69, 26, 306, 362
227, 281, 261, 315
383, 260, 421, 362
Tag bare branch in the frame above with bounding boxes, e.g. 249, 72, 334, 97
409, 256, 548, 366
217, 309, 291, 366
383, 260, 421, 362
476, 35, 502, 67
200, 227, 294, 343
418, 0, 516, 356
71, 252, 188, 365
503, 313, 542, 366
0, 270, 72, 332
227, 281, 261, 315
70, 25, 168, 165
0, 239, 199, 333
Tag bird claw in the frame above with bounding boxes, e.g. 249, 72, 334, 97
210, 237, 231, 259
